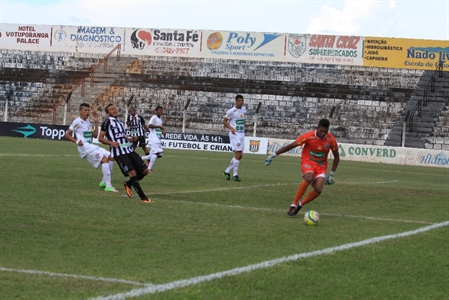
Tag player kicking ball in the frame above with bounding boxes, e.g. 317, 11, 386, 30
265, 118, 339, 215
66, 103, 118, 192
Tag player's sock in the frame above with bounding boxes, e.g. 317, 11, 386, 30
141, 154, 151, 161
292, 180, 309, 206
299, 190, 321, 206
148, 154, 157, 170
109, 161, 114, 172
225, 158, 234, 173
101, 162, 111, 185
129, 177, 148, 200
233, 158, 240, 176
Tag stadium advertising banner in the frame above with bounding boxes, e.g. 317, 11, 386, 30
202, 30, 285, 61
122, 28, 202, 56
363, 36, 449, 70
285, 34, 364, 66
158, 132, 268, 154
267, 138, 449, 168
0, 24, 52, 49
51, 25, 124, 53
0, 122, 68, 140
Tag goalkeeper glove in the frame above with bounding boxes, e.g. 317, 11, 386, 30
265, 154, 277, 166
326, 171, 335, 185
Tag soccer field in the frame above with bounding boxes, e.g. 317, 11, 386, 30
1, 136, 448, 299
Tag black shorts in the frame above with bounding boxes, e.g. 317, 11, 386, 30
115, 152, 147, 177
132, 135, 146, 148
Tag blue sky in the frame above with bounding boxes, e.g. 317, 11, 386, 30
0, 0, 448, 40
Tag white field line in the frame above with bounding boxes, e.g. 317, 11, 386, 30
0, 267, 148, 286
156, 199, 435, 225
143, 180, 399, 196
90, 221, 449, 300
0, 153, 77, 157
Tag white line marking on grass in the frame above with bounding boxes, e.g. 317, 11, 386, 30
151, 183, 294, 195
323, 213, 434, 224
340, 180, 398, 185
160, 199, 435, 225
90, 221, 449, 300
0, 267, 148, 286
136, 180, 399, 197
0, 154, 77, 157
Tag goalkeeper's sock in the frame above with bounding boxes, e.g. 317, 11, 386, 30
292, 180, 309, 206
299, 190, 321, 206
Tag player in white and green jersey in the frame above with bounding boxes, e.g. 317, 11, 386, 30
65, 103, 118, 192
222, 95, 247, 182
141, 106, 165, 172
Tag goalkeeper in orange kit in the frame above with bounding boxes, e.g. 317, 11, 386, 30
265, 118, 340, 216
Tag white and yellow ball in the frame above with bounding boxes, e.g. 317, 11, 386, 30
304, 210, 320, 226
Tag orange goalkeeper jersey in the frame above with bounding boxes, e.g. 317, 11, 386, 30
295, 130, 338, 169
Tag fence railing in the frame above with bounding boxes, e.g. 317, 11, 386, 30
406, 61, 444, 132
52, 44, 121, 124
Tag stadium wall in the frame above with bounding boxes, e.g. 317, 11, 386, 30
1, 23, 449, 150
1, 121, 447, 168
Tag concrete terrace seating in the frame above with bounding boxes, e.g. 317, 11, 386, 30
2, 50, 446, 147
0, 49, 101, 122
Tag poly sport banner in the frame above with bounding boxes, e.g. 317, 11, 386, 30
202, 30, 285, 61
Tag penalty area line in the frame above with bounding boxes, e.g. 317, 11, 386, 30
158, 199, 435, 225
136, 180, 399, 197
90, 221, 449, 300
0, 267, 149, 286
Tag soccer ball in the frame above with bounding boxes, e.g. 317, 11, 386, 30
304, 210, 320, 226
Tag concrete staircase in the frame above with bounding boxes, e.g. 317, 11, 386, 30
385, 69, 449, 148
42, 56, 137, 125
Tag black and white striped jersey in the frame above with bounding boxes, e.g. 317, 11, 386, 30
126, 114, 146, 137
101, 116, 134, 157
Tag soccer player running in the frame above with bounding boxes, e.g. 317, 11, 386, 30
126, 107, 150, 158
141, 106, 165, 172
265, 118, 340, 216
99, 103, 153, 203
65, 103, 118, 192
222, 95, 247, 182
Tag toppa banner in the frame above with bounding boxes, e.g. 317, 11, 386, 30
0, 122, 68, 140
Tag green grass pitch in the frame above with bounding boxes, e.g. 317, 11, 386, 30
1, 136, 448, 299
